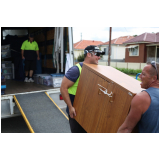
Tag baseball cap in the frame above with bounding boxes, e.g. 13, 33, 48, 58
84, 45, 105, 55
29, 33, 34, 38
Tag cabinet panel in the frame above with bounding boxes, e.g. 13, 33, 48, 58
74, 66, 114, 133
74, 68, 106, 132
74, 63, 143, 133
96, 85, 133, 133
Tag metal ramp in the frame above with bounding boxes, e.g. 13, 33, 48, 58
13, 92, 70, 133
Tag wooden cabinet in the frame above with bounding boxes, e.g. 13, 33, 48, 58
73, 63, 143, 133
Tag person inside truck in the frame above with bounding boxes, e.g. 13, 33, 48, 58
117, 61, 159, 133
60, 45, 105, 133
21, 33, 40, 82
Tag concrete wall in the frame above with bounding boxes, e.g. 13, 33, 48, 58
98, 61, 146, 70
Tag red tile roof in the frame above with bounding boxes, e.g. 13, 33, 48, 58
74, 40, 104, 49
123, 32, 159, 44
100, 36, 134, 45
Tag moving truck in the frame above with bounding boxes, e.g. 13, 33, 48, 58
1, 27, 74, 119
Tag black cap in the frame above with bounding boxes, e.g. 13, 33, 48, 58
84, 45, 105, 55
29, 33, 34, 38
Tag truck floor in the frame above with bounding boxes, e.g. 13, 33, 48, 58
5, 80, 54, 95
14, 92, 71, 133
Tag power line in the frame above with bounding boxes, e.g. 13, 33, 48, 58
124, 27, 128, 33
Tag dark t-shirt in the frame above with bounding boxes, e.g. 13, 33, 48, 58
65, 62, 83, 114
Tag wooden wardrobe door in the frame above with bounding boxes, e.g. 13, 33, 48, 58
96, 84, 133, 133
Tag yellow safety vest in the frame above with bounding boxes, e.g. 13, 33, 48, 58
68, 63, 82, 95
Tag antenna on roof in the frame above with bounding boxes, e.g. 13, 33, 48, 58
81, 33, 82, 41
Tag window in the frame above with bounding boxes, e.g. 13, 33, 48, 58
127, 45, 139, 56
104, 47, 109, 55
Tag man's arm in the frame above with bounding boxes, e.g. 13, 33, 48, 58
21, 50, 25, 59
60, 76, 76, 118
36, 50, 40, 60
117, 92, 150, 133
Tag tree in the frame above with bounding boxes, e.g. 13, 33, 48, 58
77, 53, 84, 62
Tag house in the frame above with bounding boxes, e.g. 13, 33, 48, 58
123, 32, 159, 63
98, 36, 134, 61
74, 40, 103, 59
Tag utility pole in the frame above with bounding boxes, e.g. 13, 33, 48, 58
108, 27, 112, 66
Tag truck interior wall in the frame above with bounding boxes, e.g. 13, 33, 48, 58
28, 27, 69, 74
1, 27, 70, 97
1, 27, 69, 79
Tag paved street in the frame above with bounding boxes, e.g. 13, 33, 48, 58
1, 107, 68, 133
1, 116, 30, 133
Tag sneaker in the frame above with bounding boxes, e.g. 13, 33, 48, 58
28, 78, 34, 82
24, 77, 29, 82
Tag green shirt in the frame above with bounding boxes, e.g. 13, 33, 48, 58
21, 40, 39, 51
21, 40, 39, 60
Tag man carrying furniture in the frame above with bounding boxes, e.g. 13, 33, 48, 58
60, 45, 104, 133
117, 61, 159, 133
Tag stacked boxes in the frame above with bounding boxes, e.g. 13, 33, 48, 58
33, 74, 50, 84
1, 44, 11, 59
33, 73, 64, 88
43, 76, 52, 86
1, 61, 13, 79
50, 74, 64, 88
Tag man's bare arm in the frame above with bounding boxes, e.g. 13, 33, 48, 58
117, 92, 150, 133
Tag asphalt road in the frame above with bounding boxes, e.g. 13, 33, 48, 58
1, 107, 69, 133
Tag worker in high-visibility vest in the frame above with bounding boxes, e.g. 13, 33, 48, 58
60, 45, 105, 133
21, 33, 40, 82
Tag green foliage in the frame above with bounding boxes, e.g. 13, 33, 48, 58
115, 67, 142, 75
77, 53, 84, 62
133, 35, 137, 37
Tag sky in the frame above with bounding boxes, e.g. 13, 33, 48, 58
73, 27, 159, 43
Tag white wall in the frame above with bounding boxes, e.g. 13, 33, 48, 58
74, 49, 84, 59
114, 45, 125, 59
100, 45, 126, 60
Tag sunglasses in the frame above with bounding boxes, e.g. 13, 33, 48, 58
151, 61, 158, 79
91, 52, 101, 57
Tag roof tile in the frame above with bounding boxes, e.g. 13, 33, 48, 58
123, 32, 159, 44
74, 40, 104, 49
100, 36, 134, 45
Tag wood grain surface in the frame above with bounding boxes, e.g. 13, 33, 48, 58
73, 63, 143, 133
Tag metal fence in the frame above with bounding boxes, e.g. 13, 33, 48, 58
98, 61, 146, 70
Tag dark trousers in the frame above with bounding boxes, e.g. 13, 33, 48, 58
69, 116, 87, 133
24, 60, 36, 71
